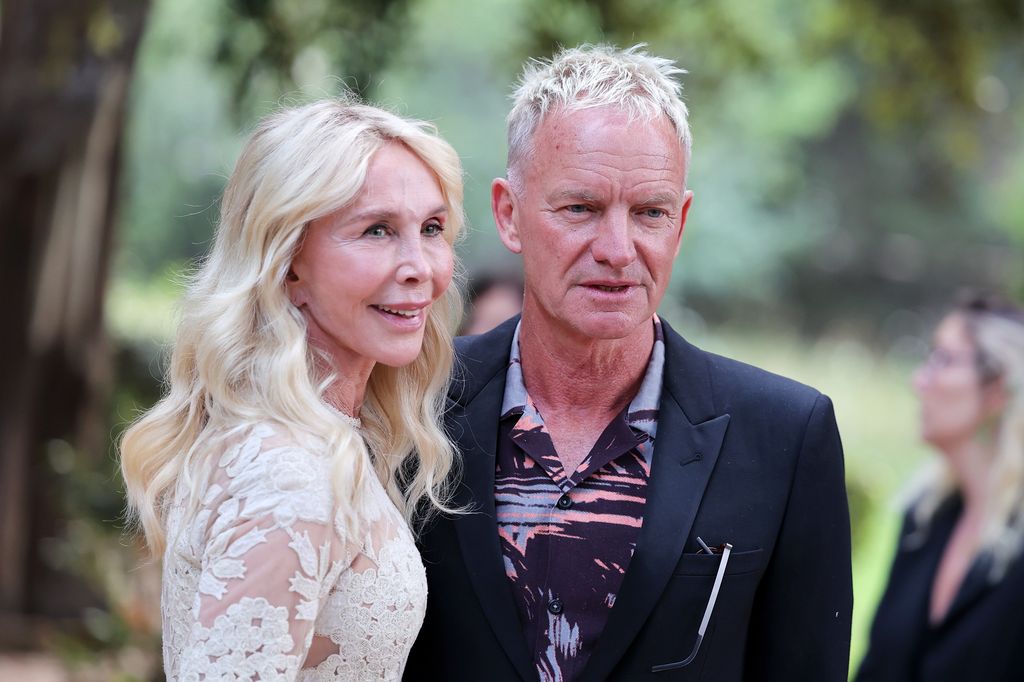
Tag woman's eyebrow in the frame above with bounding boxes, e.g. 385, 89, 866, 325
345, 204, 448, 224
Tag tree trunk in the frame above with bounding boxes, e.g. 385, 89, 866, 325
0, 0, 149, 645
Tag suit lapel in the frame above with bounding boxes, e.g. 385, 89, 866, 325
580, 322, 730, 682
448, 319, 536, 681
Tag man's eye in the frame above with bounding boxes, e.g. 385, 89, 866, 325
423, 222, 444, 236
567, 204, 588, 214
365, 224, 389, 237
642, 208, 667, 219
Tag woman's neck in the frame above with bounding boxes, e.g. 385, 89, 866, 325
943, 439, 995, 511
322, 354, 374, 418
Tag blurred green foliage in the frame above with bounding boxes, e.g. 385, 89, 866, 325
93, 0, 1024, 676
116, 0, 1024, 328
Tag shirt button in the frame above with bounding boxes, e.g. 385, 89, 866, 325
556, 493, 573, 510
548, 598, 564, 615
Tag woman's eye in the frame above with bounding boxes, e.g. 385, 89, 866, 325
365, 224, 389, 237
423, 221, 444, 236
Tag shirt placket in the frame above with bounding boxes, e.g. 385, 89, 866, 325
509, 405, 649, 680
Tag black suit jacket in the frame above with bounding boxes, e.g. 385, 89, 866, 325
856, 498, 1024, 682
405, 316, 853, 681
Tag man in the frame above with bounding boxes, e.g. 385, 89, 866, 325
406, 44, 852, 681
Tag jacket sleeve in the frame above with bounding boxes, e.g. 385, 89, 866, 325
744, 393, 854, 681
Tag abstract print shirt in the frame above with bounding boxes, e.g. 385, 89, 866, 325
495, 317, 664, 682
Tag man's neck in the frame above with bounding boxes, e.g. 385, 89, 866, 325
516, 309, 653, 474
517, 309, 654, 417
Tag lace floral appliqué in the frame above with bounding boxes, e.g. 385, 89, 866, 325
161, 423, 427, 681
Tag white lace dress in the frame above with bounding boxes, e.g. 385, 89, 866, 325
160, 422, 427, 680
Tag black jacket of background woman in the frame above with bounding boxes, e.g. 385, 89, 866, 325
856, 495, 1024, 682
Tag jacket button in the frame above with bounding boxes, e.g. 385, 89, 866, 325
548, 598, 563, 615
556, 493, 573, 510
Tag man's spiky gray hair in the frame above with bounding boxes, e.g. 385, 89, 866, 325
506, 44, 692, 183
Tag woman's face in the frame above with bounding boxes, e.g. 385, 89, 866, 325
288, 142, 454, 375
913, 313, 999, 451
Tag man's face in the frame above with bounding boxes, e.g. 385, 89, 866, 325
492, 107, 692, 342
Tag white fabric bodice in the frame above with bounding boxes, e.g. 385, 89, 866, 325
161, 422, 427, 680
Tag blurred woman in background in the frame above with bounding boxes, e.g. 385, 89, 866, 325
120, 98, 464, 679
857, 293, 1024, 681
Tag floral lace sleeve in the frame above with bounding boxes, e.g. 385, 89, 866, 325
173, 424, 353, 680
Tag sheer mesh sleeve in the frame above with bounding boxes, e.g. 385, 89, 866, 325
172, 424, 353, 680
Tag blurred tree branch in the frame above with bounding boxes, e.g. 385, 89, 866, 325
215, 0, 414, 118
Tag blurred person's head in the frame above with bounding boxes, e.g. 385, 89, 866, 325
121, 98, 465, 554
460, 270, 524, 336
910, 292, 1024, 577
914, 309, 1009, 452
493, 44, 693, 345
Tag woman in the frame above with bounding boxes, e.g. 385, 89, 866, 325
120, 99, 464, 679
857, 293, 1024, 681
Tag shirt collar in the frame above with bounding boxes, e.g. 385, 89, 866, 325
500, 315, 665, 443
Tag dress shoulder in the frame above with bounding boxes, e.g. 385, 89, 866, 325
209, 421, 339, 528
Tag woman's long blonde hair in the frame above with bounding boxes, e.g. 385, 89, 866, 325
120, 98, 465, 556
908, 294, 1024, 579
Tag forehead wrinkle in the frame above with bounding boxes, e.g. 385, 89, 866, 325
550, 172, 683, 198
553, 160, 681, 178
574, 147, 675, 160
571, 151, 679, 173
546, 169, 681, 192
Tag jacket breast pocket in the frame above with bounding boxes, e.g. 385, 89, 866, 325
673, 548, 764, 577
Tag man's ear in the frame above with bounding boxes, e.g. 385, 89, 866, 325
492, 177, 522, 254
673, 189, 694, 258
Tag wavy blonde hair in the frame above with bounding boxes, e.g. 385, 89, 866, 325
907, 294, 1024, 579
120, 98, 465, 556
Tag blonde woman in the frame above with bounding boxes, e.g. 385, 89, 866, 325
857, 293, 1024, 682
120, 99, 464, 679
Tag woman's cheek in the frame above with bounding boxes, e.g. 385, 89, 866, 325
432, 244, 455, 296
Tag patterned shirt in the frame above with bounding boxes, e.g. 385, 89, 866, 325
495, 316, 664, 681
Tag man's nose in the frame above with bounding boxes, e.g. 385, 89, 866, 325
591, 211, 637, 268
396, 235, 432, 283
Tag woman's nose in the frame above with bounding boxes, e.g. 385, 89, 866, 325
396, 236, 432, 283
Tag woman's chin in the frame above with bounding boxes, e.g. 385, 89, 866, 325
372, 346, 426, 369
